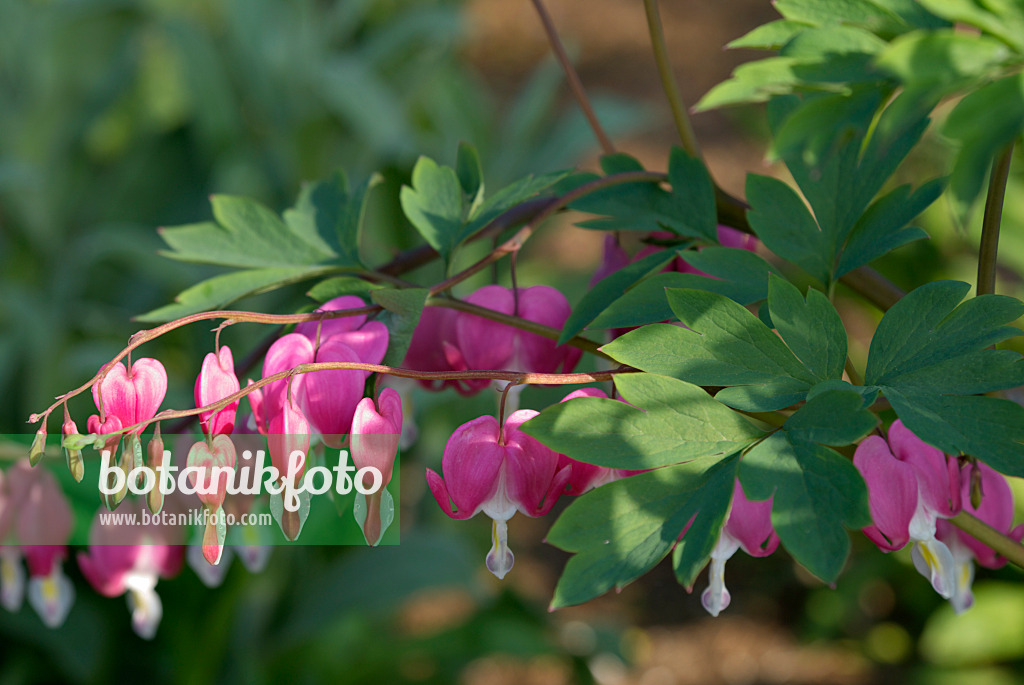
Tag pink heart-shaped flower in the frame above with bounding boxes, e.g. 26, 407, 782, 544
186, 436, 237, 510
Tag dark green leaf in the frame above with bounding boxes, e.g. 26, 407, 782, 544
836, 179, 941, 276
768, 276, 847, 381
285, 170, 382, 267
559, 248, 676, 344
137, 266, 335, 322
746, 173, 830, 284
884, 390, 1024, 477
590, 249, 782, 330
548, 457, 738, 608
864, 281, 1024, 386
456, 141, 484, 211
307, 276, 384, 303
784, 388, 877, 445
741, 432, 870, 582
371, 288, 429, 367
602, 289, 816, 411
667, 147, 718, 242
520, 373, 761, 470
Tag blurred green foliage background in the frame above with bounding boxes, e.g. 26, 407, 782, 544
1, 1, 1023, 684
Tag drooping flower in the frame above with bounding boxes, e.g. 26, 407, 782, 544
936, 462, 1024, 613
77, 499, 184, 639
554, 388, 640, 495
195, 346, 240, 436
350, 388, 403, 546
426, 410, 571, 579
0, 461, 76, 628
701, 479, 779, 617
853, 420, 963, 599
88, 358, 167, 434
404, 285, 579, 398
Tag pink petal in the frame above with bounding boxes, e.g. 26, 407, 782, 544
457, 285, 515, 370
517, 286, 579, 374
351, 389, 402, 486
303, 339, 365, 446
502, 410, 562, 516
717, 225, 758, 251
438, 415, 505, 517
854, 434, 917, 551
294, 295, 368, 341
889, 420, 962, 518
957, 463, 1017, 568
195, 346, 241, 437
262, 334, 315, 415
724, 480, 778, 557
267, 399, 310, 482
331, 320, 389, 366
590, 234, 632, 285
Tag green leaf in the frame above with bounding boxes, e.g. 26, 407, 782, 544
399, 156, 465, 264
727, 20, 811, 49
774, 0, 909, 35
875, 29, 1010, 86
547, 457, 738, 609
865, 281, 1024, 386
558, 248, 676, 344
767, 277, 847, 381
943, 73, 1024, 217
159, 196, 336, 268
741, 432, 870, 582
285, 170, 382, 267
307, 276, 384, 303
371, 288, 429, 367
459, 169, 570, 242
137, 266, 334, 322
520, 373, 760, 470
784, 388, 877, 445
456, 141, 484, 212
918, 0, 1024, 51
884, 390, 1024, 477
864, 280, 1024, 476
667, 147, 718, 242
767, 91, 931, 260
694, 57, 804, 111
570, 148, 718, 240
602, 289, 816, 411
835, 179, 941, 276
590, 249, 782, 330
746, 173, 831, 284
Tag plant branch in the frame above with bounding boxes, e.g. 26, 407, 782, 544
530, 0, 617, 155
950, 511, 1024, 570
643, 0, 701, 159
978, 145, 1013, 297
101, 364, 638, 437
428, 170, 667, 295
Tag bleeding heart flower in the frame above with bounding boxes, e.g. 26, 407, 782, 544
267, 395, 311, 484
554, 388, 637, 495
195, 346, 241, 436
935, 463, 1024, 614
853, 420, 963, 600
1, 461, 75, 627
426, 410, 571, 579
701, 479, 778, 617
295, 296, 389, 363
90, 358, 167, 434
77, 499, 184, 639
186, 436, 237, 512
351, 388, 403, 546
